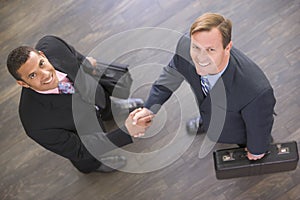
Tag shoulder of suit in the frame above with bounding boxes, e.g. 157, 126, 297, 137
229, 47, 273, 93
174, 34, 193, 66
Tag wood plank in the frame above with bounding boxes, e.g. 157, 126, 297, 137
0, 0, 299, 199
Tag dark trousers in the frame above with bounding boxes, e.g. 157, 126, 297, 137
70, 158, 101, 174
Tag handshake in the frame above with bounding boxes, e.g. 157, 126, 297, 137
125, 108, 155, 138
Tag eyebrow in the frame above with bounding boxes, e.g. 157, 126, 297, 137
192, 43, 214, 49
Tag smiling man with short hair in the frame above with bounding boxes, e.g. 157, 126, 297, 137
132, 13, 276, 160
6, 36, 150, 173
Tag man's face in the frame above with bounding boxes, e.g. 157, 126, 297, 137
190, 27, 232, 76
16, 51, 59, 91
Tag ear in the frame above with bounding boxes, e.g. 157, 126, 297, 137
17, 80, 30, 88
225, 41, 232, 55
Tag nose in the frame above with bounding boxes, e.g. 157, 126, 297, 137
196, 49, 209, 61
39, 69, 50, 80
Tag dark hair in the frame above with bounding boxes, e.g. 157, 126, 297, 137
7, 46, 38, 80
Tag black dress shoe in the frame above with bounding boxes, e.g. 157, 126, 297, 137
95, 155, 127, 173
186, 116, 204, 135
112, 98, 144, 113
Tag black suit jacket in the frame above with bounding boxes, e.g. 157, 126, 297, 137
19, 36, 132, 172
144, 35, 276, 154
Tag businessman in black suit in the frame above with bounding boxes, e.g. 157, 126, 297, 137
6, 35, 152, 173
132, 13, 276, 160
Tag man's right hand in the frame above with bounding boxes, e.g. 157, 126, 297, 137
125, 108, 154, 137
132, 108, 155, 126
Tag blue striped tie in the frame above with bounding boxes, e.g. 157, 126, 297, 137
201, 76, 210, 96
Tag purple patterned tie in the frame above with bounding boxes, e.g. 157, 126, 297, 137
58, 81, 75, 94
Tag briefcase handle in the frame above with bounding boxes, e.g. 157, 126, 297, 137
222, 142, 295, 162
222, 149, 271, 162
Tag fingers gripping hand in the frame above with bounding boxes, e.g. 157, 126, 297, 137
245, 148, 265, 160
132, 108, 154, 126
125, 108, 154, 138
125, 109, 147, 137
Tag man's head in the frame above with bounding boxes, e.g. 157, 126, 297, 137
7, 46, 59, 91
189, 13, 232, 76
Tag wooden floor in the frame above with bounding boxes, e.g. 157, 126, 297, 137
1, 0, 300, 199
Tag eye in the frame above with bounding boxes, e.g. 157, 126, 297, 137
208, 48, 215, 52
192, 45, 199, 50
39, 59, 45, 67
29, 73, 36, 79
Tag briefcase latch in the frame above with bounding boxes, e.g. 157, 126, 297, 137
277, 144, 290, 155
222, 152, 235, 161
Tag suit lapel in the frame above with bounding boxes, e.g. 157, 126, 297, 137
188, 65, 205, 102
218, 54, 236, 95
205, 54, 236, 108
188, 52, 237, 109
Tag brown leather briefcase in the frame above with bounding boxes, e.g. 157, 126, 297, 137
213, 141, 299, 179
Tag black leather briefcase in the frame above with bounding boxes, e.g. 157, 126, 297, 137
83, 61, 133, 99
213, 141, 299, 179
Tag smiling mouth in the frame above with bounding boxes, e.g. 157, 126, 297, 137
198, 62, 210, 67
43, 73, 53, 84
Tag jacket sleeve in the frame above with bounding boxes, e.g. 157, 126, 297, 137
241, 88, 276, 154
36, 35, 86, 63
144, 54, 185, 113
144, 34, 191, 113
27, 128, 96, 161
27, 127, 132, 162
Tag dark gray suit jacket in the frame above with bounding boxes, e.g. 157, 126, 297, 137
19, 36, 132, 173
144, 35, 276, 154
